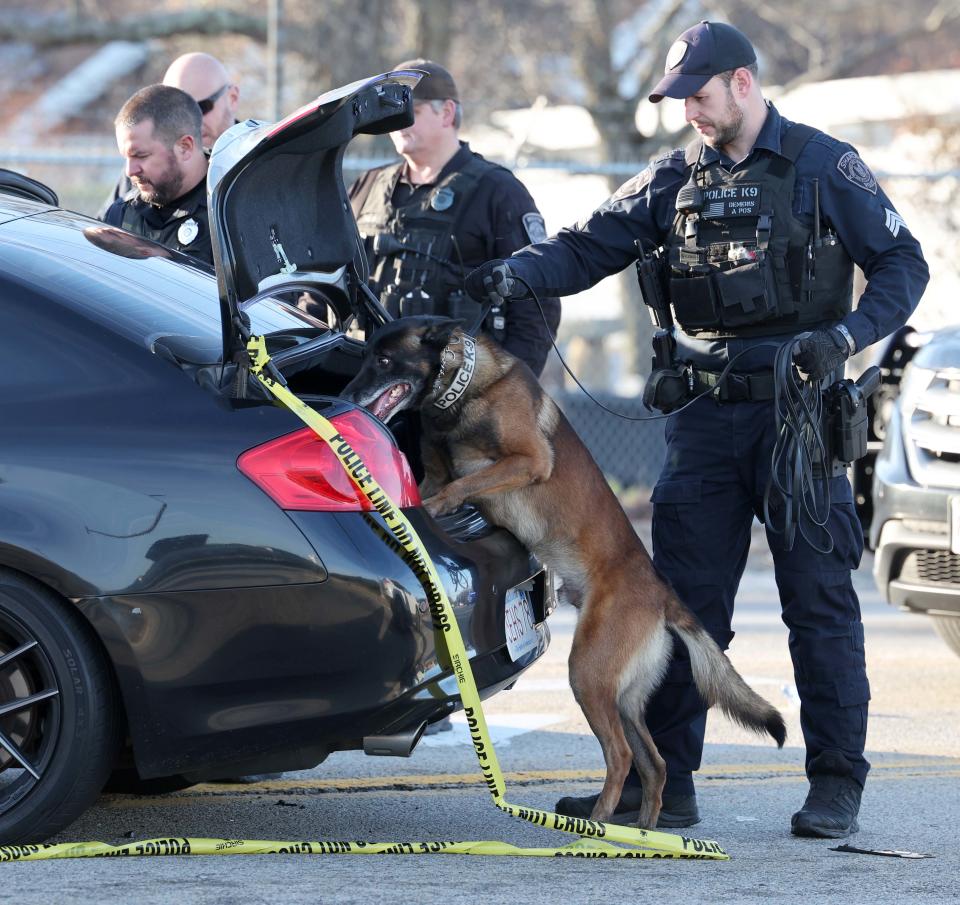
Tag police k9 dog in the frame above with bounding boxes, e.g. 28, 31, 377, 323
341, 316, 785, 829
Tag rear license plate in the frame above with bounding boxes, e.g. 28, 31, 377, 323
505, 586, 538, 662
951, 496, 960, 555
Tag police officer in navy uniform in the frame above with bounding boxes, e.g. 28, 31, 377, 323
103, 84, 213, 268
468, 21, 928, 838
97, 53, 242, 219
349, 59, 560, 377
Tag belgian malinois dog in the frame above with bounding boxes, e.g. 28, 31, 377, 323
341, 316, 785, 829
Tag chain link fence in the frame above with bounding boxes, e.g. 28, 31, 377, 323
0, 146, 666, 492
555, 391, 665, 490
2, 147, 950, 495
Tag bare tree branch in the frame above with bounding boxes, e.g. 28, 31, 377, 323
733, 0, 824, 72
0, 9, 267, 47
629, 0, 698, 109
779, 1, 960, 92
406, 0, 455, 61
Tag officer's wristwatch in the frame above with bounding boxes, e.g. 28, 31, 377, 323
834, 324, 857, 355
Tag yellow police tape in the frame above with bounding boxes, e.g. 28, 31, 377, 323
0, 337, 728, 863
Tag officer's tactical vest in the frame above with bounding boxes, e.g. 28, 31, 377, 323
354, 155, 500, 325
104, 196, 210, 263
666, 123, 853, 339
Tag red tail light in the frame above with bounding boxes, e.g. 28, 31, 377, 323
237, 409, 421, 512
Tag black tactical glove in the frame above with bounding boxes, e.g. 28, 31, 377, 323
465, 259, 517, 305
792, 328, 851, 382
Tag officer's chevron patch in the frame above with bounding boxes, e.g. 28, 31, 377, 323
884, 207, 907, 238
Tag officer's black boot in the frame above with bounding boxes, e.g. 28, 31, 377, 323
791, 751, 863, 838
554, 785, 700, 828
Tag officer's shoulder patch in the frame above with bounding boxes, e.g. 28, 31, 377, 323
836, 150, 878, 195
609, 167, 653, 204
521, 212, 547, 244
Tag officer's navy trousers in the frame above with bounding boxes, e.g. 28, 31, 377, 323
632, 396, 870, 796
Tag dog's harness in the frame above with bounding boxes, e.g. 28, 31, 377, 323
432, 333, 477, 410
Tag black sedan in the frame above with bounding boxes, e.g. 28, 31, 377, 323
0, 72, 552, 843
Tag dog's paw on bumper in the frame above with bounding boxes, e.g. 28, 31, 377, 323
423, 494, 461, 518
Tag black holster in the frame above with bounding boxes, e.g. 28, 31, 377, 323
819, 366, 881, 476
643, 368, 689, 413
642, 328, 690, 413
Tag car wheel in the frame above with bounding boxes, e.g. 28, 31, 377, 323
931, 615, 960, 659
0, 569, 120, 843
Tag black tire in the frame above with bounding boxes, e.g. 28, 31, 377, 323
932, 615, 960, 659
0, 569, 120, 843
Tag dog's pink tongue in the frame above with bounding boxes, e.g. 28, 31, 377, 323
370, 388, 395, 420
369, 383, 409, 421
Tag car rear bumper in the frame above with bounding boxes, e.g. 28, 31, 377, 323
82, 506, 555, 779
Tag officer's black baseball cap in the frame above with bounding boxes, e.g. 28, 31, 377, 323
649, 21, 756, 103
393, 59, 459, 103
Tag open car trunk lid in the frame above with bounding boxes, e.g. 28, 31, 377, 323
207, 71, 420, 368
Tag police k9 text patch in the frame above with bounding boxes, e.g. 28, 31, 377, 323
702, 183, 762, 219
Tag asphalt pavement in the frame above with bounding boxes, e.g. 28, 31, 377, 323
2, 533, 958, 904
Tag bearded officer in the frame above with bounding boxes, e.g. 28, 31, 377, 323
349, 59, 560, 376
467, 21, 928, 837
103, 84, 212, 268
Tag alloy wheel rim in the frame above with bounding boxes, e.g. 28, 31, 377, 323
0, 609, 61, 813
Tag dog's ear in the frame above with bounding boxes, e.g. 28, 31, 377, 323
420, 317, 467, 350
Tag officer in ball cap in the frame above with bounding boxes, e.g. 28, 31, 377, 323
349, 59, 560, 377
467, 21, 928, 837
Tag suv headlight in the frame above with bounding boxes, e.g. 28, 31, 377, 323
899, 362, 960, 488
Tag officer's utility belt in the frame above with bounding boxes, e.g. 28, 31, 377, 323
691, 368, 777, 403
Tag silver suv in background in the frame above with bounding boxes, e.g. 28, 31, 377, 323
870, 325, 960, 657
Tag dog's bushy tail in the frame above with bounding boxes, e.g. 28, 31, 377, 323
666, 596, 786, 747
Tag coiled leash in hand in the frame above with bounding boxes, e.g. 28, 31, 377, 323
0, 335, 731, 863
763, 338, 833, 553
763, 339, 881, 554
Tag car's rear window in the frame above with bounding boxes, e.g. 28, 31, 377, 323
0, 211, 329, 362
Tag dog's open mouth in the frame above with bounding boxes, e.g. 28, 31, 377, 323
368, 382, 412, 422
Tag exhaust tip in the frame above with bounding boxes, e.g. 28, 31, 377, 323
362, 721, 427, 757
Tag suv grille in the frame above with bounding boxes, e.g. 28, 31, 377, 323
901, 549, 960, 586
904, 368, 960, 489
